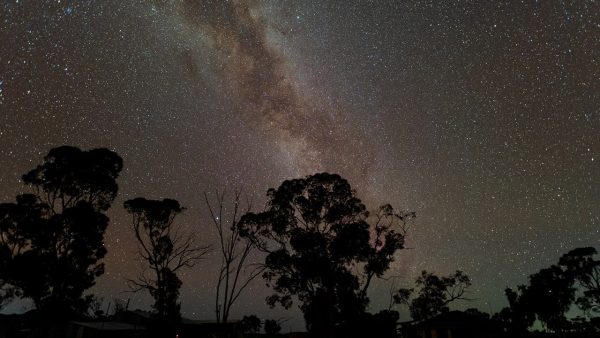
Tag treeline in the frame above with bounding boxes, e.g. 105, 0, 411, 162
0, 146, 598, 338
494, 246, 600, 335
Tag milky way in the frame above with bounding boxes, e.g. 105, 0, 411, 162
158, 0, 373, 176
0, 0, 598, 329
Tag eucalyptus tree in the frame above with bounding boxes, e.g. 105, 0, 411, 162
237, 173, 414, 337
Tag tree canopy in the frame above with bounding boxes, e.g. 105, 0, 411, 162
239, 314, 262, 334
0, 146, 123, 317
264, 319, 282, 335
124, 197, 209, 325
496, 246, 600, 334
559, 247, 600, 315
237, 173, 414, 337
395, 270, 472, 322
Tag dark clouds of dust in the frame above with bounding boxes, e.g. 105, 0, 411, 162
152, 0, 373, 180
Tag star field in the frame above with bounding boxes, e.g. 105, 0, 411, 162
0, 0, 598, 329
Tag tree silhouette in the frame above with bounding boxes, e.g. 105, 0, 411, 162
395, 270, 472, 321
237, 173, 413, 337
335, 309, 399, 338
0, 146, 122, 317
204, 190, 263, 323
112, 298, 130, 315
239, 314, 262, 334
264, 319, 282, 335
526, 264, 576, 332
496, 248, 600, 334
124, 198, 210, 325
0, 195, 38, 309
493, 286, 535, 336
559, 247, 600, 315
88, 296, 105, 318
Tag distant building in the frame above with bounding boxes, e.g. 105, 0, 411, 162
398, 311, 505, 338
111, 310, 153, 327
243, 333, 308, 338
67, 321, 145, 338
2, 309, 302, 338
178, 317, 242, 338
283, 333, 309, 338
111, 310, 242, 338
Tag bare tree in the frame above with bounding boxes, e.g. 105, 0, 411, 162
205, 190, 264, 323
124, 198, 210, 322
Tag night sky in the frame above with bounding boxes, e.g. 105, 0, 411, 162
0, 0, 599, 329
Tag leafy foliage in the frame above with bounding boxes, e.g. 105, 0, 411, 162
237, 173, 413, 336
22, 146, 122, 212
239, 315, 262, 334
495, 246, 600, 334
395, 270, 471, 321
264, 319, 282, 335
493, 286, 536, 335
0, 146, 122, 317
559, 247, 600, 315
527, 265, 576, 332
